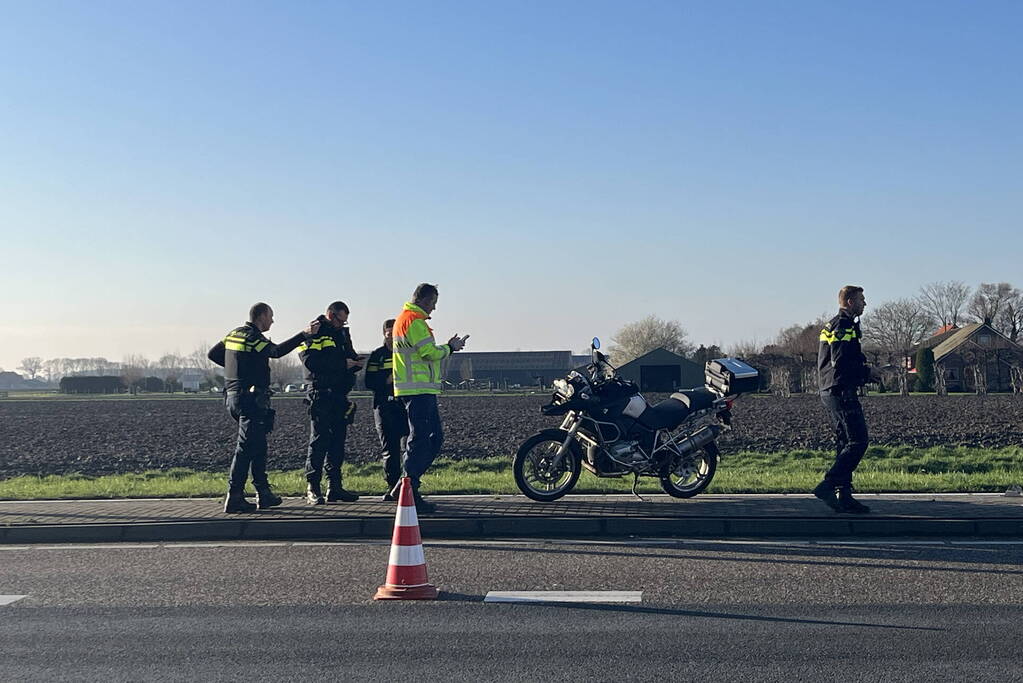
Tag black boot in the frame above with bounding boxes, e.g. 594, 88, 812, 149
326, 484, 360, 503
812, 480, 843, 513
255, 485, 282, 509
224, 490, 256, 514
382, 480, 400, 502
306, 482, 325, 506
411, 481, 436, 514
838, 487, 871, 514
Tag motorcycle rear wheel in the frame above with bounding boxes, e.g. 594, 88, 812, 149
513, 429, 583, 502
659, 441, 718, 498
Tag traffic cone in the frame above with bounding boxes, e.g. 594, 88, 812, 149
373, 477, 439, 600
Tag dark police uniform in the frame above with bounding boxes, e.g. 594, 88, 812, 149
299, 316, 361, 501
364, 343, 409, 494
817, 308, 871, 501
208, 323, 306, 507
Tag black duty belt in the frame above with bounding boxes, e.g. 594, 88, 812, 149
824, 386, 859, 396
227, 387, 269, 397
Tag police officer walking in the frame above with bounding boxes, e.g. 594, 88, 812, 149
209, 302, 319, 513
299, 301, 363, 505
391, 283, 468, 513
814, 285, 874, 514
364, 318, 408, 501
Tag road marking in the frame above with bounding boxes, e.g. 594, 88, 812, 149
23, 544, 161, 551
484, 591, 642, 604
950, 541, 1023, 546
163, 542, 290, 549
0, 595, 28, 606
2, 538, 1022, 551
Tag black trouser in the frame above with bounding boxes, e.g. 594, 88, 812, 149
225, 390, 274, 493
305, 390, 349, 487
374, 399, 409, 489
401, 394, 443, 490
821, 388, 869, 488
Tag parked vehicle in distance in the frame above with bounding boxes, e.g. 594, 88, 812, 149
284, 384, 301, 393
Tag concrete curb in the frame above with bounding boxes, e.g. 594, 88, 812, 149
3, 516, 1023, 544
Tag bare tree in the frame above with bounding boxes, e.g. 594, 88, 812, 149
994, 287, 1023, 342
772, 315, 828, 393
42, 359, 61, 383
918, 281, 970, 330
968, 282, 1015, 325
608, 315, 694, 365
1010, 364, 1023, 394
121, 354, 151, 394
726, 339, 763, 361
933, 360, 948, 396
862, 298, 934, 395
157, 353, 184, 392
190, 342, 221, 387
17, 357, 43, 380
961, 347, 990, 395
269, 356, 303, 388
769, 366, 792, 397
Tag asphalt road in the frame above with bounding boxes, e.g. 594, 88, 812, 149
2, 539, 1022, 681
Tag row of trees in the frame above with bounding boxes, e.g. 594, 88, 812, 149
607, 281, 1023, 396
14, 345, 306, 392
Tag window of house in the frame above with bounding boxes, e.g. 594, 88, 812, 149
978, 334, 991, 346
947, 368, 958, 380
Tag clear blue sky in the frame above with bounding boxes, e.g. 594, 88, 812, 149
1, 0, 1020, 369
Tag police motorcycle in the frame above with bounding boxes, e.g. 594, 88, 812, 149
513, 338, 758, 501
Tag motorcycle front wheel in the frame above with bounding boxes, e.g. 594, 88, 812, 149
513, 429, 583, 502
659, 441, 718, 498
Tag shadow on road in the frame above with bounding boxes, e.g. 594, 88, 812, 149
511, 601, 945, 631
434, 541, 1023, 577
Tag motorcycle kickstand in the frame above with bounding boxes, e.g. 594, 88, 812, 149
631, 473, 646, 502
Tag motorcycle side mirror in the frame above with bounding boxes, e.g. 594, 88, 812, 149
591, 337, 600, 350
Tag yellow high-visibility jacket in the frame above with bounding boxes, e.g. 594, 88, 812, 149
392, 302, 451, 396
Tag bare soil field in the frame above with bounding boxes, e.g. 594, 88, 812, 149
1, 394, 1021, 478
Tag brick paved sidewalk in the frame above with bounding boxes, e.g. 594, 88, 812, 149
1, 494, 1021, 543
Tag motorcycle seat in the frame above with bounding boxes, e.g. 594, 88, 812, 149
671, 388, 716, 413
638, 397, 690, 430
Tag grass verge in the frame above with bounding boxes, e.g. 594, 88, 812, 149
1, 445, 1022, 500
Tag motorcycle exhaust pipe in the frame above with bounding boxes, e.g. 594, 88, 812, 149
675, 424, 720, 456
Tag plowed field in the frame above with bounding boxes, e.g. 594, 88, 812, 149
1, 394, 1021, 478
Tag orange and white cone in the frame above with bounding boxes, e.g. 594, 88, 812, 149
373, 477, 439, 600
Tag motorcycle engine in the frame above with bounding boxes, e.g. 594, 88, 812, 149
608, 440, 646, 465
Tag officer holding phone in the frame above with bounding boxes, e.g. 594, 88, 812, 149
299, 301, 364, 504
390, 283, 468, 513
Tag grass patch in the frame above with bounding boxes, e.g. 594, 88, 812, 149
2, 445, 1022, 500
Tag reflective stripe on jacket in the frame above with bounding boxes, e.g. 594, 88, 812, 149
392, 302, 450, 396
299, 315, 359, 393
207, 323, 306, 393
817, 309, 869, 391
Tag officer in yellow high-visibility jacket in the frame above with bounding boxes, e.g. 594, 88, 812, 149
391, 283, 468, 513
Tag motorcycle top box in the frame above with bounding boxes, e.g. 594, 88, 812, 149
705, 358, 759, 396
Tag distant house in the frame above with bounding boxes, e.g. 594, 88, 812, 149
914, 323, 1023, 392
0, 372, 48, 391
441, 351, 574, 388
616, 348, 704, 393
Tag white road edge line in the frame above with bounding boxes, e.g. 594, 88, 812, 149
484, 591, 643, 604
163, 543, 290, 548
0, 595, 28, 606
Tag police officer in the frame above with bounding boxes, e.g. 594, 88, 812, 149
391, 283, 468, 513
209, 302, 319, 513
299, 301, 363, 505
364, 318, 409, 501
815, 285, 875, 514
